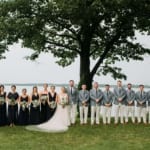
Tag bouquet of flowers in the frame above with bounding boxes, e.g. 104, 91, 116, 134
32, 99, 40, 108
8, 98, 17, 106
60, 97, 68, 108
49, 101, 56, 109
0, 97, 5, 105
20, 101, 28, 111
40, 95, 48, 105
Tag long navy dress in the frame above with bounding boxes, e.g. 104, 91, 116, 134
18, 96, 29, 125
40, 93, 48, 123
46, 92, 57, 120
0, 92, 7, 126
29, 94, 40, 125
7, 92, 19, 125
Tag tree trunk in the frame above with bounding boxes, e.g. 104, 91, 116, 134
78, 53, 93, 90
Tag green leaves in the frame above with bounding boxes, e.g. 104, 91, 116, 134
0, 0, 150, 85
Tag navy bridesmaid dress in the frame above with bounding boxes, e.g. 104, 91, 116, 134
7, 92, 19, 125
46, 92, 57, 120
29, 94, 40, 125
40, 93, 48, 123
18, 96, 29, 125
0, 92, 7, 126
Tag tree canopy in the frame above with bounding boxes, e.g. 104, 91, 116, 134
0, 0, 150, 88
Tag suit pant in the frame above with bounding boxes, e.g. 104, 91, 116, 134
79, 106, 88, 124
68, 104, 77, 124
148, 106, 150, 124
114, 104, 125, 124
102, 106, 111, 124
91, 105, 100, 124
136, 107, 147, 123
125, 106, 135, 123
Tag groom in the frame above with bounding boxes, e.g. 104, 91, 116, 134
67, 80, 78, 125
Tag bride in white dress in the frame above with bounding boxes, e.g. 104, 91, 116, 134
26, 87, 70, 132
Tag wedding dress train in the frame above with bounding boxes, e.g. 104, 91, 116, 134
26, 96, 70, 133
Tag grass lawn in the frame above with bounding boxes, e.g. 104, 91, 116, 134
0, 121, 150, 150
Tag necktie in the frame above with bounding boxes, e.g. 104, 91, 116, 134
141, 91, 142, 98
119, 88, 121, 95
71, 87, 73, 95
107, 91, 109, 96
83, 90, 85, 97
129, 90, 131, 97
96, 89, 98, 97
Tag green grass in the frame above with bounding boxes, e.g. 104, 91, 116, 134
0, 121, 150, 150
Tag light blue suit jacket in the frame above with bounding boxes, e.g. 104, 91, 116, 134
113, 86, 126, 105
147, 91, 150, 106
67, 87, 78, 105
90, 88, 103, 106
102, 90, 114, 106
78, 90, 90, 106
135, 91, 147, 107
125, 89, 136, 106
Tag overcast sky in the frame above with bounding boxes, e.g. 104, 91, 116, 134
0, 32, 150, 85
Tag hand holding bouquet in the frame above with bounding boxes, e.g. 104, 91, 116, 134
60, 97, 68, 108
8, 98, 17, 106
20, 101, 28, 111
49, 101, 56, 109
40, 95, 48, 105
0, 97, 5, 105
32, 99, 40, 108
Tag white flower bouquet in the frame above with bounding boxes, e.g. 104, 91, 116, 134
40, 95, 48, 105
32, 99, 40, 108
8, 98, 17, 106
20, 101, 28, 111
0, 97, 5, 105
49, 101, 56, 109
60, 97, 68, 108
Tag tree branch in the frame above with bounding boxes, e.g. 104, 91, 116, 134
46, 40, 81, 54
90, 32, 121, 77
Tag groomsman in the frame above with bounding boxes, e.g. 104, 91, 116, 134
78, 84, 90, 125
90, 82, 103, 125
67, 80, 78, 125
113, 80, 126, 124
125, 83, 136, 124
135, 85, 147, 124
147, 90, 150, 124
102, 84, 114, 125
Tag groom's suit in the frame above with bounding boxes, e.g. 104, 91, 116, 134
67, 86, 78, 124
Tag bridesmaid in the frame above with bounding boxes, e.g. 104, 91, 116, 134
7, 85, 19, 127
47, 86, 57, 120
18, 89, 30, 125
29, 86, 40, 125
40, 84, 49, 123
0, 85, 7, 126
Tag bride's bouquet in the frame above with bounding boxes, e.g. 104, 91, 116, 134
60, 97, 68, 108
32, 99, 40, 108
0, 97, 5, 105
49, 101, 56, 109
20, 101, 29, 111
8, 98, 17, 106
40, 95, 48, 105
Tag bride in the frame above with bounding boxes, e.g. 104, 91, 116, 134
26, 87, 70, 132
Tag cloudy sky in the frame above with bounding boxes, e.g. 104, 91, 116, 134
0, 32, 150, 85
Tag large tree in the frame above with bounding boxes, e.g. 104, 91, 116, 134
0, 0, 150, 89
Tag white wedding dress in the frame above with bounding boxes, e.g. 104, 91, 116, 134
26, 94, 70, 133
